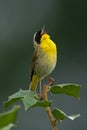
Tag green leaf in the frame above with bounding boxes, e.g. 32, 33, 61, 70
4, 89, 51, 110
22, 93, 52, 110
22, 93, 51, 110
34, 100, 51, 108
52, 108, 80, 121
0, 106, 20, 129
4, 98, 21, 110
3, 89, 35, 110
8, 89, 32, 100
50, 83, 80, 99
22, 93, 38, 110
1, 123, 15, 130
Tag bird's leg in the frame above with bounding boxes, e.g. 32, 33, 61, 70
40, 80, 42, 95
39, 80, 44, 100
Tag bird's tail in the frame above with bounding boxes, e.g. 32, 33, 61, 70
29, 75, 39, 91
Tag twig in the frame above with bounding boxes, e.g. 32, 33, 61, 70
43, 84, 58, 130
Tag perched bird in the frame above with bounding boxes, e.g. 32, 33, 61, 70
29, 27, 57, 92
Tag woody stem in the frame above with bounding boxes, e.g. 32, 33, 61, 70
43, 85, 58, 130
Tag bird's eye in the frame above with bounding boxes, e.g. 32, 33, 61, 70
34, 30, 41, 44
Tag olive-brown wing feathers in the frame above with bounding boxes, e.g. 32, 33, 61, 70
30, 47, 39, 81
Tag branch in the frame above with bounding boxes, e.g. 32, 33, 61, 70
43, 84, 58, 130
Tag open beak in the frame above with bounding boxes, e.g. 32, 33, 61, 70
41, 25, 46, 35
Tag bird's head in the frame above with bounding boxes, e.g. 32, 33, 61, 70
33, 26, 46, 44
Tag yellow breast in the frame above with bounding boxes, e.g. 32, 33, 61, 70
40, 33, 57, 60
38, 33, 57, 77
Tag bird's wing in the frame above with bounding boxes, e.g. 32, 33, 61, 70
30, 47, 39, 81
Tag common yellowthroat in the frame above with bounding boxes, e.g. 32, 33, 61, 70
29, 27, 57, 91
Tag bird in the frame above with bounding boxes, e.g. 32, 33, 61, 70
29, 27, 57, 93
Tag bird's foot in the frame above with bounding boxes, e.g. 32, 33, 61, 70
38, 93, 44, 100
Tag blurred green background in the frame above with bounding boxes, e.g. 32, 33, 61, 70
0, 0, 87, 130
